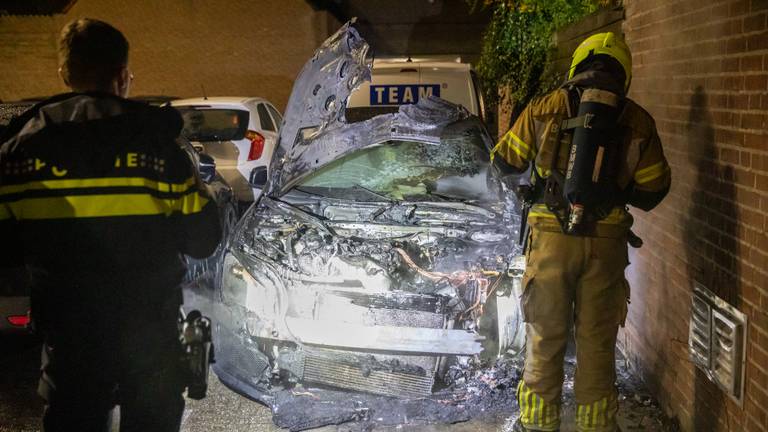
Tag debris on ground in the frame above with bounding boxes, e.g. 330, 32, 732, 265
267, 351, 682, 432
269, 357, 523, 431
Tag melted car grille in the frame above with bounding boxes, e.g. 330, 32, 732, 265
302, 353, 435, 398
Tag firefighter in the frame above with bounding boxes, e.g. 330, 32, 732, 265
0, 19, 221, 432
492, 33, 671, 431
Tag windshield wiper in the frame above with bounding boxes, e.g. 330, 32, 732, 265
423, 190, 470, 202
352, 184, 395, 203
292, 186, 327, 198
412, 200, 496, 218
262, 196, 334, 235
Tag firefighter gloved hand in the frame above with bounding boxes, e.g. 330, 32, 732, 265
491, 153, 525, 177
514, 184, 537, 204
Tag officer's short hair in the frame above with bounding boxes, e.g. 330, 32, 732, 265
58, 18, 129, 90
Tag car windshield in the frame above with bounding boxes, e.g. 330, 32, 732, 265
176, 107, 249, 142
295, 123, 495, 202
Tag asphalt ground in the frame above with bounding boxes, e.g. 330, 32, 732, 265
0, 331, 677, 432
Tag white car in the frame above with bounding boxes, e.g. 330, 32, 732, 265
346, 57, 487, 123
171, 97, 283, 202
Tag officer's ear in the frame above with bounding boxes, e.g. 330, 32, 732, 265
58, 67, 71, 88
115, 66, 132, 98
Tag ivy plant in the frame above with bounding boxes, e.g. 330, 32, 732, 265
470, 0, 608, 113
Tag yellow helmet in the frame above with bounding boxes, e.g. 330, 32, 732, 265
569, 32, 632, 92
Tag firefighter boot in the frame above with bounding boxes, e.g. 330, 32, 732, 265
511, 417, 560, 432
516, 380, 562, 431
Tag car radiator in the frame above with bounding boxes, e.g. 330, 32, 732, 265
302, 352, 435, 398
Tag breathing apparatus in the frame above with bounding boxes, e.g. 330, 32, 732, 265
547, 32, 632, 235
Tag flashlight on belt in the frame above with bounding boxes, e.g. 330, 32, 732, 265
179, 309, 214, 400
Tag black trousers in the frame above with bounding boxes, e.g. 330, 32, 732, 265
36, 298, 185, 432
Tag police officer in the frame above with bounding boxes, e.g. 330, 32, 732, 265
492, 33, 671, 431
0, 19, 221, 432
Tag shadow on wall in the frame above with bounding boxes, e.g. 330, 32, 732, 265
683, 85, 741, 430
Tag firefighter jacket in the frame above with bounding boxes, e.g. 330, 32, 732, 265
493, 72, 671, 238
0, 93, 222, 322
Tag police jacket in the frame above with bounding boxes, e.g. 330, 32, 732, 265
0, 93, 221, 319
493, 72, 671, 238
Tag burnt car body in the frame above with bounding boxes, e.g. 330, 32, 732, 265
210, 22, 527, 422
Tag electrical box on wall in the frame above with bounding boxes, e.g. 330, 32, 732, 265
688, 283, 748, 405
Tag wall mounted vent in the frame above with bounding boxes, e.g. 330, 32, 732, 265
688, 283, 747, 405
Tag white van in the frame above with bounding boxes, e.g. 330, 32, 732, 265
346, 57, 487, 122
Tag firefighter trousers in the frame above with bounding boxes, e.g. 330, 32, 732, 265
517, 227, 630, 432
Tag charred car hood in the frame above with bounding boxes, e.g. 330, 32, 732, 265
212, 21, 529, 431
267, 21, 470, 196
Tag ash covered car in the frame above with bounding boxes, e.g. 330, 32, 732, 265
211, 22, 527, 429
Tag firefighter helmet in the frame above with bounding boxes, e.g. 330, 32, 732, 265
569, 32, 632, 92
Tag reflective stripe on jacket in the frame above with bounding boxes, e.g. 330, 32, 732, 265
0, 93, 221, 306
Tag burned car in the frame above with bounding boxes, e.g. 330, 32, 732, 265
211, 22, 526, 429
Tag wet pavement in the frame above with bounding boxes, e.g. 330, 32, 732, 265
0, 333, 676, 432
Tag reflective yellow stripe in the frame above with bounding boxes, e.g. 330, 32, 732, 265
537, 395, 544, 427
492, 131, 531, 162
507, 131, 531, 158
175, 190, 210, 214
0, 176, 197, 197
575, 398, 611, 430
529, 211, 557, 219
592, 399, 600, 428
516, 382, 560, 430
518, 381, 526, 422
490, 142, 500, 162
529, 204, 629, 224
526, 386, 533, 423
577, 405, 584, 425
7, 193, 208, 220
601, 397, 608, 426
634, 161, 668, 184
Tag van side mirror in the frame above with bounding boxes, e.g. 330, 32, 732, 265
249, 166, 268, 187
198, 153, 216, 184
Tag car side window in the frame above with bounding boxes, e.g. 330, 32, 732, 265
257, 103, 275, 132
266, 104, 283, 129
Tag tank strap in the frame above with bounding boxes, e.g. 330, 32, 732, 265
560, 113, 616, 130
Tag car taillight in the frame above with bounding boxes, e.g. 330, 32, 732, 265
246, 130, 265, 161
7, 314, 30, 327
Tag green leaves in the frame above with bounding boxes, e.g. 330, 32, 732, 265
473, 0, 603, 110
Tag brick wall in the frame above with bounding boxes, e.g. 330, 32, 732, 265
0, 0, 339, 109
621, 0, 768, 431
